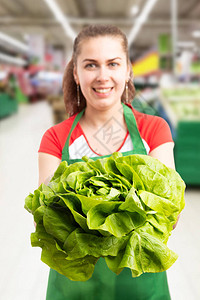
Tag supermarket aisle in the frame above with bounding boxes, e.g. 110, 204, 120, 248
0, 101, 53, 300
0, 101, 200, 300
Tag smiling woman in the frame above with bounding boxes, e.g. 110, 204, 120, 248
73, 36, 129, 112
63, 25, 135, 116
37, 24, 176, 300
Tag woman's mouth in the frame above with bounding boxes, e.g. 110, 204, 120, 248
93, 87, 113, 95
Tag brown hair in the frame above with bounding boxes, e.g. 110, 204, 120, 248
62, 25, 135, 116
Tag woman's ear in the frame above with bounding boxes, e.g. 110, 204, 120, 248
126, 63, 131, 82
73, 65, 79, 85
128, 61, 134, 81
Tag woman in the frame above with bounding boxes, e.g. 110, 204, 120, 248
38, 25, 174, 300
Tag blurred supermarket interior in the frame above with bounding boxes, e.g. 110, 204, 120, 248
0, 0, 200, 299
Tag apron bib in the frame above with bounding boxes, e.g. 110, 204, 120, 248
46, 104, 171, 300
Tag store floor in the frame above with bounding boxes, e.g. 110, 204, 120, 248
0, 101, 199, 300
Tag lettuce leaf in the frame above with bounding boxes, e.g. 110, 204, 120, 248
25, 153, 185, 281
31, 224, 97, 281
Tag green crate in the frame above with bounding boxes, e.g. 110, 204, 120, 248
0, 93, 18, 119
174, 121, 200, 185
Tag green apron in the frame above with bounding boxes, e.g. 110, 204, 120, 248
46, 104, 171, 300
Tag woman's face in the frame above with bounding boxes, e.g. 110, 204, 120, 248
73, 36, 130, 111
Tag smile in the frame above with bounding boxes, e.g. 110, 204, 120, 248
93, 88, 113, 94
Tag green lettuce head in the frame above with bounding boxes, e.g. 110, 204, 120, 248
25, 153, 185, 281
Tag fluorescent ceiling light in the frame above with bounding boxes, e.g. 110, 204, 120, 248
0, 53, 27, 66
43, 0, 76, 41
0, 32, 29, 52
128, 0, 158, 46
178, 41, 196, 48
192, 30, 200, 38
130, 5, 139, 16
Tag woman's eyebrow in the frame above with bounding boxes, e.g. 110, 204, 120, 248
82, 59, 96, 63
82, 57, 122, 63
107, 57, 122, 62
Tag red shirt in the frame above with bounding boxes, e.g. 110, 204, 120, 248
38, 105, 173, 159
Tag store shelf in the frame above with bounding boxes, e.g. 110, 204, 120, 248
159, 87, 200, 186
0, 92, 18, 119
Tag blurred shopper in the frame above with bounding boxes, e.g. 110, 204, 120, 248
38, 25, 175, 300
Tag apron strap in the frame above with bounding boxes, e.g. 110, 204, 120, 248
61, 109, 85, 162
122, 103, 147, 155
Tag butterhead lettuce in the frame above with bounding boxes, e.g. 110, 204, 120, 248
25, 153, 185, 281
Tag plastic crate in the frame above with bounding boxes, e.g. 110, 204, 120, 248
174, 121, 200, 186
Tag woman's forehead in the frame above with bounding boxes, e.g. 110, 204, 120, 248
77, 36, 126, 60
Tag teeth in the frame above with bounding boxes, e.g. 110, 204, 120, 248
94, 88, 112, 93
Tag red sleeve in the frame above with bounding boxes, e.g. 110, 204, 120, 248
131, 106, 174, 152
144, 115, 174, 151
38, 127, 63, 159
38, 115, 76, 159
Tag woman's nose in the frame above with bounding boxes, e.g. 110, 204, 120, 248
96, 66, 109, 82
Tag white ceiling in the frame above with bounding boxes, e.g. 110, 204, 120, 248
0, 0, 199, 60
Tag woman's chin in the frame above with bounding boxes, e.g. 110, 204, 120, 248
88, 98, 121, 111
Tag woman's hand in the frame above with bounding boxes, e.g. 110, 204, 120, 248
173, 214, 180, 229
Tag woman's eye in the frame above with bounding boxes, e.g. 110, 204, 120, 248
109, 62, 118, 67
85, 63, 96, 69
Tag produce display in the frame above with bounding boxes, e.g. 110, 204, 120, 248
161, 87, 200, 120
25, 153, 185, 281
162, 87, 200, 99
170, 100, 200, 120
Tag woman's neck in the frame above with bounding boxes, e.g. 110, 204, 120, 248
79, 102, 128, 156
80, 102, 125, 129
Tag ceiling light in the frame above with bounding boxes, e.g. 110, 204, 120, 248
0, 32, 29, 52
128, 0, 158, 46
43, 0, 76, 41
192, 30, 200, 38
130, 5, 139, 16
178, 41, 196, 48
0, 53, 27, 66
